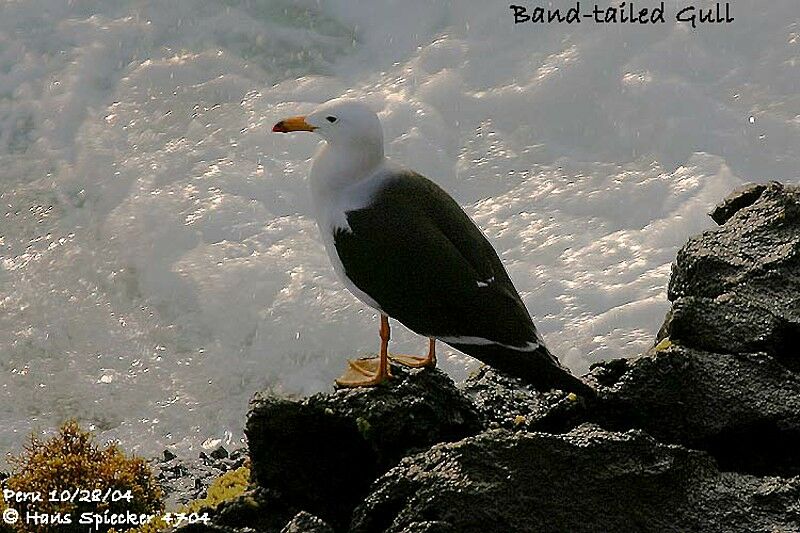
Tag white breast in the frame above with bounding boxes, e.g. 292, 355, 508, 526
310, 162, 397, 313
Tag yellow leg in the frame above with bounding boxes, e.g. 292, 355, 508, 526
335, 314, 393, 387
389, 338, 437, 368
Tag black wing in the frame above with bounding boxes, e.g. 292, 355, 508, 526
333, 171, 540, 348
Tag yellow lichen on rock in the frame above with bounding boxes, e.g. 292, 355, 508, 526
183, 465, 250, 515
654, 338, 673, 352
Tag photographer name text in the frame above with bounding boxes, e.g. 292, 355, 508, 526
2, 489, 209, 530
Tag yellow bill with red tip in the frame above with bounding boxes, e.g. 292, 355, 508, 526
272, 116, 316, 133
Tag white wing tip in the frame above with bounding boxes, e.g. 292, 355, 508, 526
439, 335, 540, 352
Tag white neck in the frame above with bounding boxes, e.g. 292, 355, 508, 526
309, 141, 385, 206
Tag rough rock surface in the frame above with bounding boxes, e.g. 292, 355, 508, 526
665, 181, 800, 370
588, 345, 800, 476
173, 487, 301, 533
586, 182, 800, 476
246, 365, 482, 530
461, 366, 587, 433
709, 182, 769, 225
350, 425, 800, 533
281, 511, 335, 533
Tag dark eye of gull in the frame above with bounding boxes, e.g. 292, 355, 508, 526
326, 116, 337, 123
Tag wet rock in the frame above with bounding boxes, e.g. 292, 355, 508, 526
604, 181, 800, 476
461, 366, 588, 433
660, 294, 785, 357
351, 425, 800, 533
173, 487, 296, 533
587, 344, 800, 476
246, 365, 482, 531
280, 511, 334, 533
667, 181, 800, 370
392, 523, 454, 533
210, 446, 229, 460
153, 447, 248, 509
709, 182, 769, 225
212, 488, 296, 533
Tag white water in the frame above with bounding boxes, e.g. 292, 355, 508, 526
1, 0, 798, 461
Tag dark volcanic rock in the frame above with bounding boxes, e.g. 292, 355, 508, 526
173, 487, 297, 533
709, 182, 769, 225
461, 366, 588, 433
213, 488, 297, 532
661, 294, 787, 357
246, 365, 481, 531
666, 181, 800, 370
587, 344, 800, 476
210, 446, 229, 460
600, 181, 800, 476
280, 511, 334, 533
351, 425, 800, 533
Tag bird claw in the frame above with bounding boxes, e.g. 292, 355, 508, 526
388, 353, 435, 368
335, 357, 392, 387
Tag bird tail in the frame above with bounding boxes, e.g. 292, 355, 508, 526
449, 341, 596, 399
